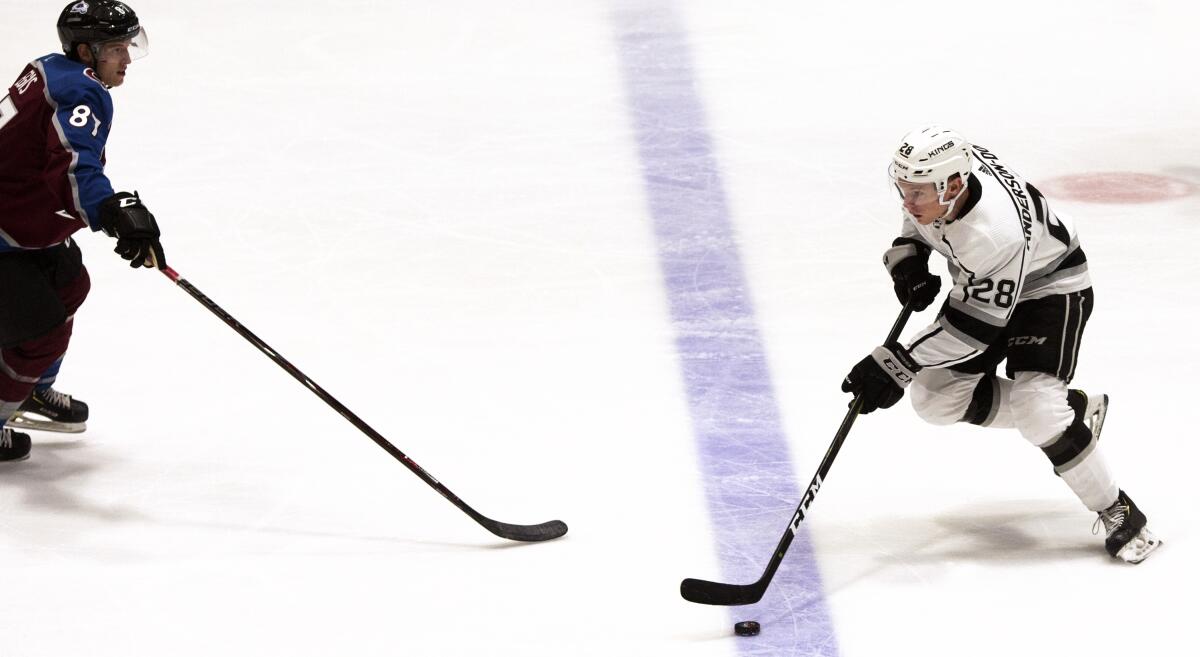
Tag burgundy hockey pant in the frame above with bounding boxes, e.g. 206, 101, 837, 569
0, 265, 90, 424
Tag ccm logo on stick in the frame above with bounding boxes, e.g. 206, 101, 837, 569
789, 474, 824, 531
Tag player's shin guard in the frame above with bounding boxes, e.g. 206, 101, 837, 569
1043, 418, 1118, 512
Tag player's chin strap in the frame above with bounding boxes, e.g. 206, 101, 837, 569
935, 183, 967, 222
897, 181, 965, 225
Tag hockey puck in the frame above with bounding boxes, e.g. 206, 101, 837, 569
734, 620, 760, 636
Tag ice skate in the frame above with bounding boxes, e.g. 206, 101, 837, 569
1094, 490, 1161, 564
9, 387, 88, 433
0, 426, 32, 462
1069, 389, 1108, 442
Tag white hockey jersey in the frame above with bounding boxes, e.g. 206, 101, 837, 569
897, 144, 1091, 369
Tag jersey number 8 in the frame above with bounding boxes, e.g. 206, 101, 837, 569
69, 104, 102, 137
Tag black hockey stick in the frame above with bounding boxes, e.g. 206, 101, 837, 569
158, 265, 567, 542
680, 302, 914, 604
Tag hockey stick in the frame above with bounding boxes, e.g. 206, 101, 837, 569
680, 302, 914, 605
157, 265, 567, 542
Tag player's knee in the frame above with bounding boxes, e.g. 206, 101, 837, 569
910, 379, 968, 426
1010, 372, 1072, 446
10, 324, 71, 363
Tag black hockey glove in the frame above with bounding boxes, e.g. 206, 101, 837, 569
99, 191, 166, 269
841, 341, 922, 414
883, 238, 941, 311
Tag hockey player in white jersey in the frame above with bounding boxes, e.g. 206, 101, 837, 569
841, 126, 1160, 563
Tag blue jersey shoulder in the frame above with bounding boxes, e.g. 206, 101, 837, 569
36, 53, 113, 116
34, 53, 116, 230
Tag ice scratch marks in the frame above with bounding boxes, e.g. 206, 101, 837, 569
612, 3, 839, 654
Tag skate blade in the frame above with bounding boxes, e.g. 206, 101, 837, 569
1115, 527, 1161, 564
8, 413, 86, 434
1087, 394, 1108, 442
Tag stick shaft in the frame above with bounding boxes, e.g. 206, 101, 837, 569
158, 266, 566, 542
681, 303, 914, 604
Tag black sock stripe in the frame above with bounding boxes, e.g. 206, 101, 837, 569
1040, 420, 1094, 467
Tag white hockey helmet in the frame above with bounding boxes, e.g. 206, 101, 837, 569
889, 126, 972, 221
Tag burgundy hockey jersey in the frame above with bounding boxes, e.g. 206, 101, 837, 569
0, 53, 115, 253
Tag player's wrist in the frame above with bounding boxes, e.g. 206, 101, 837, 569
869, 342, 921, 388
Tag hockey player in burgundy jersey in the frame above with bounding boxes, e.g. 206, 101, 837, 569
840, 127, 1160, 563
0, 1, 165, 461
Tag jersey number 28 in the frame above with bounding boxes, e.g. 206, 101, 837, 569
968, 278, 1016, 308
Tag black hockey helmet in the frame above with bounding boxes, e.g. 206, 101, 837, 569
57, 1, 145, 60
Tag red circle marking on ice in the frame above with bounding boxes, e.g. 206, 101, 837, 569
1038, 172, 1196, 204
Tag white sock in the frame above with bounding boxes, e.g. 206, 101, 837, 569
1058, 444, 1119, 512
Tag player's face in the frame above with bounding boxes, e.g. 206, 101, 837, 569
895, 180, 943, 224
94, 41, 134, 87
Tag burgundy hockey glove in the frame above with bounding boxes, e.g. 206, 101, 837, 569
99, 191, 166, 269
883, 239, 941, 311
841, 342, 922, 414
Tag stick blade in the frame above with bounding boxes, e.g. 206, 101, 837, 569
680, 577, 765, 606
483, 518, 569, 542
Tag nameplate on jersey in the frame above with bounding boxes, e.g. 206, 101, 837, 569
15, 70, 39, 95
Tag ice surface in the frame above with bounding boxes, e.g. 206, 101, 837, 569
2, 1, 1196, 655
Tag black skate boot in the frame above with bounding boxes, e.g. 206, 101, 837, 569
0, 426, 32, 462
10, 387, 89, 433
1068, 389, 1108, 442
1094, 490, 1161, 564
